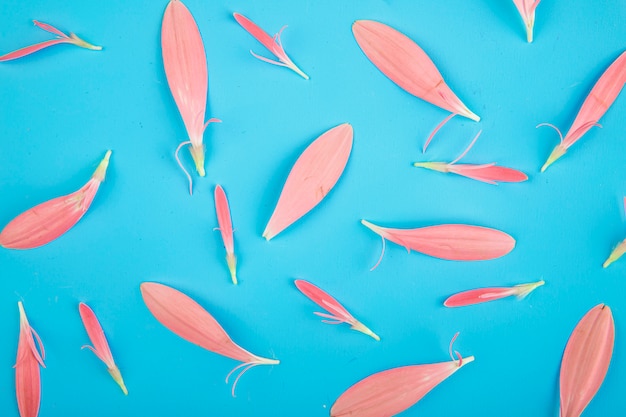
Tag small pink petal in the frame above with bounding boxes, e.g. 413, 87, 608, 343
214, 185, 237, 284
444, 280, 544, 307
15, 302, 45, 417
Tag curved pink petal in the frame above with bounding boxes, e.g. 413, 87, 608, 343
16, 302, 45, 417
542, 51, 626, 171
331, 356, 474, 417
362, 220, 515, 262
0, 151, 111, 249
352, 20, 479, 122
560, 304, 614, 417
263, 123, 353, 240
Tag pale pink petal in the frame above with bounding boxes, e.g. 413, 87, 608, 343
0, 151, 111, 249
263, 124, 353, 240
331, 354, 474, 417
0, 39, 71, 62
214, 185, 237, 284
362, 220, 515, 263
78, 303, 127, 395
352, 20, 479, 122
512, 0, 541, 42
444, 280, 544, 307
140, 282, 278, 395
542, 51, 626, 171
560, 304, 614, 417
449, 164, 528, 184
16, 302, 45, 417
295, 280, 379, 341
162, 0, 214, 176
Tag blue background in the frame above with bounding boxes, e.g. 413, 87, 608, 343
1, 0, 625, 416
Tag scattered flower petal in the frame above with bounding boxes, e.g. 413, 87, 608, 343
603, 196, 626, 268
263, 123, 353, 240
540, 51, 626, 172
214, 185, 238, 284
15, 302, 45, 417
162, 0, 221, 192
352, 20, 479, 152
512, 0, 541, 42
361, 220, 515, 268
78, 303, 128, 395
0, 20, 101, 62
331, 334, 473, 417
295, 279, 379, 341
140, 282, 279, 396
444, 280, 544, 307
0, 151, 112, 249
413, 131, 528, 184
233, 13, 308, 80
560, 304, 614, 417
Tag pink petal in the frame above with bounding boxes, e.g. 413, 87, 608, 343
32, 20, 69, 38
214, 185, 237, 284
362, 220, 515, 262
560, 304, 614, 417
0, 151, 111, 249
162, 0, 211, 175
542, 51, 626, 171
331, 355, 474, 417
295, 280, 379, 341
16, 302, 45, 417
352, 20, 479, 122
263, 123, 353, 240
444, 280, 544, 307
78, 303, 127, 395
140, 282, 278, 395
512, 0, 541, 42
0, 39, 71, 62
450, 164, 528, 184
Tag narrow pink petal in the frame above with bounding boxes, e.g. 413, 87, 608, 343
352, 20, 479, 122
78, 303, 128, 395
512, 0, 540, 42
16, 302, 45, 417
449, 164, 528, 184
263, 124, 353, 240
214, 185, 237, 284
32, 20, 69, 38
444, 280, 543, 307
331, 356, 474, 417
0, 151, 111, 249
362, 220, 515, 262
295, 280, 379, 341
0, 39, 71, 62
79, 303, 114, 366
233, 13, 281, 57
140, 282, 278, 366
560, 304, 614, 417
295, 279, 353, 323
542, 51, 626, 171
162, 0, 211, 175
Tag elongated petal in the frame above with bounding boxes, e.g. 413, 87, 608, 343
603, 238, 626, 268
295, 280, 379, 341
16, 302, 45, 417
233, 13, 309, 79
140, 282, 277, 365
352, 20, 479, 122
214, 185, 237, 284
449, 164, 528, 183
560, 304, 614, 417
162, 0, 210, 175
263, 124, 353, 240
0, 21, 101, 62
331, 356, 474, 417
512, 0, 540, 42
78, 303, 127, 395
362, 220, 515, 262
444, 280, 544, 307
542, 51, 626, 171
0, 151, 111, 249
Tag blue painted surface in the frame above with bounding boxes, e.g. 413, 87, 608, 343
0, 1, 625, 416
